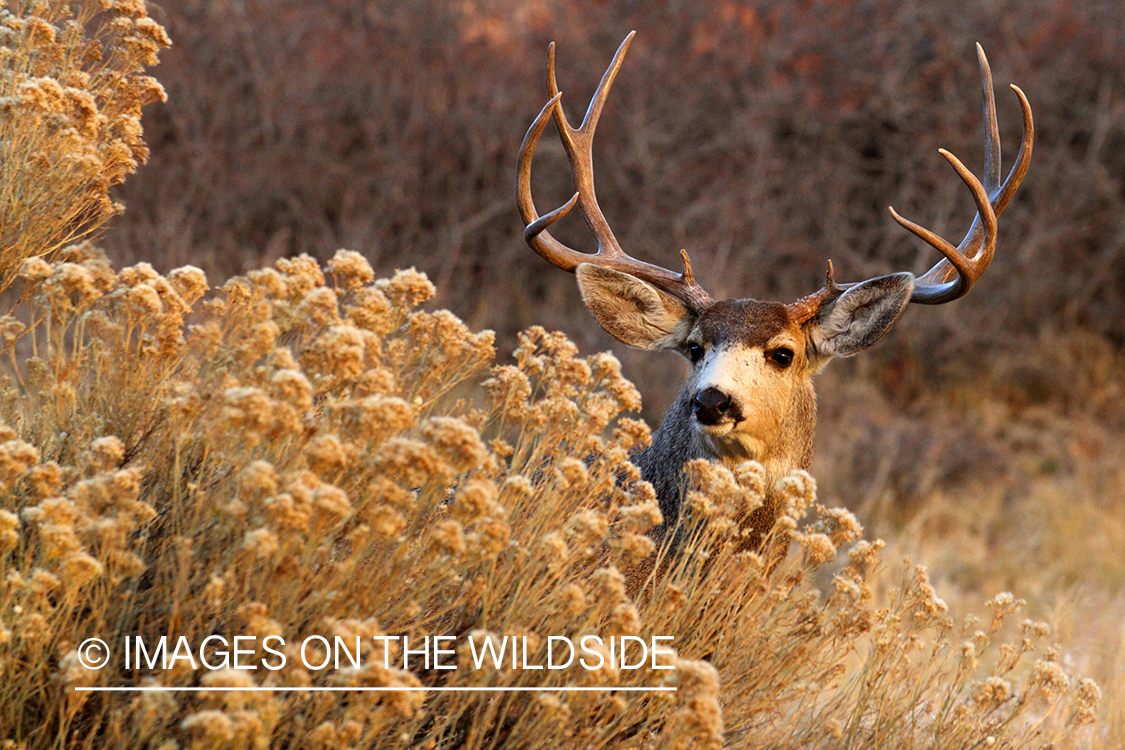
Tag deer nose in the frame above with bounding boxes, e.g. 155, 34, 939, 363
692, 387, 732, 426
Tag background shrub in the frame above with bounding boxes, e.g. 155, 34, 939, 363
101, 0, 1125, 540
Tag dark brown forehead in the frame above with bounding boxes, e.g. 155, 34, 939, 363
696, 299, 796, 348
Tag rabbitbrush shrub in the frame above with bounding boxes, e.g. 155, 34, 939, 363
0, 1, 1102, 748
0, 248, 1101, 748
0, 0, 168, 290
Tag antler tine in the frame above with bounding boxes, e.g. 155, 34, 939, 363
994, 84, 1034, 214
980, 43, 1002, 194
891, 147, 998, 295
517, 32, 714, 312
830, 45, 1034, 306
911, 46, 1010, 290
517, 92, 579, 248
540, 34, 631, 261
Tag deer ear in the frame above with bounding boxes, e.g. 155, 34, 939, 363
575, 263, 696, 351
806, 272, 914, 369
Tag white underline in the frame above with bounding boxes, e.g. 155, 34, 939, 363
74, 686, 677, 693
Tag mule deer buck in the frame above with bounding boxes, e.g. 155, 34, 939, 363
517, 33, 1033, 541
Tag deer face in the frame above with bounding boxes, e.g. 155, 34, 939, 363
682, 299, 813, 463
575, 263, 915, 468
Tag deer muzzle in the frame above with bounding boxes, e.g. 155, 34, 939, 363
692, 387, 735, 426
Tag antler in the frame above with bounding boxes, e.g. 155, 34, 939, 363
801, 44, 1033, 317
517, 31, 714, 312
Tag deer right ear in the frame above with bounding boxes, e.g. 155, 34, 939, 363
805, 272, 914, 370
575, 263, 697, 351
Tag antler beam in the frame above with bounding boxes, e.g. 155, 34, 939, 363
849, 44, 1034, 305
517, 31, 714, 312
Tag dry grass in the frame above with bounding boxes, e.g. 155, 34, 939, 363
0, 1, 1120, 748
0, 249, 1102, 748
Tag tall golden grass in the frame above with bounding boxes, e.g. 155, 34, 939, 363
0, 2, 1107, 748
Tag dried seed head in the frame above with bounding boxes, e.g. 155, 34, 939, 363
591, 566, 627, 604
306, 434, 348, 475
181, 711, 235, 743
776, 469, 816, 518
611, 603, 641, 635
369, 505, 406, 538
276, 254, 326, 296
971, 676, 1011, 706
501, 474, 534, 499
421, 417, 488, 472
538, 532, 569, 570
558, 457, 589, 487
242, 528, 279, 558
557, 582, 587, 615
240, 461, 279, 497
453, 479, 501, 521
618, 497, 663, 533
469, 517, 510, 557
168, 265, 208, 304
0, 510, 18, 550
0, 439, 40, 486
663, 658, 723, 742
797, 531, 836, 566
270, 369, 313, 411
612, 417, 651, 451
19, 257, 53, 284
300, 286, 341, 326
377, 268, 434, 310
263, 494, 310, 533
88, 436, 125, 470
58, 649, 101, 688
313, 484, 352, 520
847, 539, 884, 574
328, 249, 375, 291
375, 438, 451, 487
431, 520, 466, 556
1072, 678, 1102, 724
616, 532, 655, 563
62, 551, 105, 587
815, 506, 864, 545
345, 287, 393, 332
1030, 659, 1070, 697
566, 509, 608, 549
483, 365, 532, 416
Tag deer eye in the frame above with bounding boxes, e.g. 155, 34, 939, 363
769, 347, 794, 368
687, 342, 705, 364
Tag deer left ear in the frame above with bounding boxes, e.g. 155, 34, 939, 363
575, 263, 697, 351
806, 272, 914, 369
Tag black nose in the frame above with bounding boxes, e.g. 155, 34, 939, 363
692, 387, 731, 426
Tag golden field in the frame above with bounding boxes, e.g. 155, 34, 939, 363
1, 1, 1123, 748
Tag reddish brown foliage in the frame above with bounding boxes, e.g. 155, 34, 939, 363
105, 0, 1125, 513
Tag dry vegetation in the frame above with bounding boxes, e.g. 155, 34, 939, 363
0, 0, 1122, 748
0, 0, 167, 291
0, 247, 1104, 747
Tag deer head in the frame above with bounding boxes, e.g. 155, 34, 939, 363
517, 32, 1033, 529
